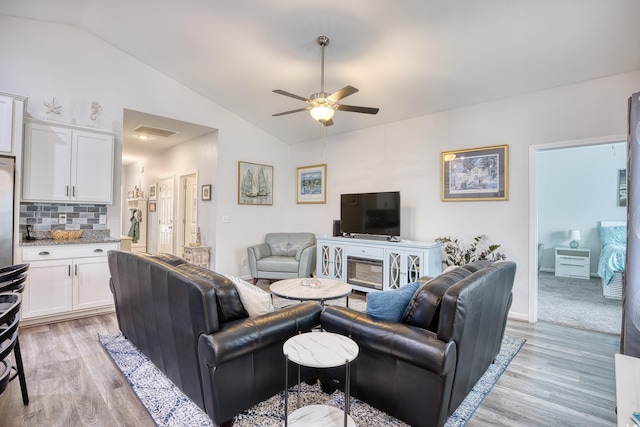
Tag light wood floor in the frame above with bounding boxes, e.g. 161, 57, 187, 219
0, 303, 619, 426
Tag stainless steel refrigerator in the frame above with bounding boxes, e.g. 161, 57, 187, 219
0, 155, 15, 267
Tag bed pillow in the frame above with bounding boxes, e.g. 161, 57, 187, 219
599, 226, 626, 246
365, 281, 421, 322
221, 274, 274, 317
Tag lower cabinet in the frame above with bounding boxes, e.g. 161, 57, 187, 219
19, 242, 119, 322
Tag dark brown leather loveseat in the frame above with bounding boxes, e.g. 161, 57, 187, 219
319, 261, 516, 427
107, 250, 322, 426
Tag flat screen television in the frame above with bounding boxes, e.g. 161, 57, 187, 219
340, 191, 401, 238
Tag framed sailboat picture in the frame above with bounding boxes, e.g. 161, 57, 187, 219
238, 161, 273, 205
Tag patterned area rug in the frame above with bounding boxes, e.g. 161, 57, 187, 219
99, 332, 524, 427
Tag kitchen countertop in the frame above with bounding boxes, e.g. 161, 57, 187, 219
19, 229, 121, 246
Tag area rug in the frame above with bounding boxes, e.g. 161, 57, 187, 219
99, 332, 524, 427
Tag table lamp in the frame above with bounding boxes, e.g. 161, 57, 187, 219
568, 229, 581, 248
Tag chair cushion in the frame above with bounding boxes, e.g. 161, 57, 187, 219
365, 281, 421, 322
222, 274, 274, 317
265, 233, 316, 256
256, 256, 299, 273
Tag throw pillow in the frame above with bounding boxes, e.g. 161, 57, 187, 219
222, 274, 274, 317
365, 281, 421, 322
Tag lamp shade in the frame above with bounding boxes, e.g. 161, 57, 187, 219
309, 105, 335, 122
568, 229, 581, 241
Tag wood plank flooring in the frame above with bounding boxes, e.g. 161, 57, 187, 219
0, 308, 619, 426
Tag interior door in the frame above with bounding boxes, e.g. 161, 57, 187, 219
157, 177, 175, 254
182, 174, 197, 246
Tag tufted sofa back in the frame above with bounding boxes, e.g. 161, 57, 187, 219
265, 232, 316, 257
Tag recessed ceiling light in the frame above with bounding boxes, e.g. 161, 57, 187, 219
137, 135, 151, 140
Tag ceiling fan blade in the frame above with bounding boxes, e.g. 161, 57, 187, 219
327, 85, 358, 102
336, 104, 380, 115
273, 89, 310, 102
272, 107, 311, 117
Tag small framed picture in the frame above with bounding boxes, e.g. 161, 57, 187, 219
202, 184, 212, 201
149, 184, 157, 201
148, 202, 156, 212
296, 164, 327, 204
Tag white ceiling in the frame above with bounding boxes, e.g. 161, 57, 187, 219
2, 0, 640, 154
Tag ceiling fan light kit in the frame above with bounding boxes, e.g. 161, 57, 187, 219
273, 36, 379, 126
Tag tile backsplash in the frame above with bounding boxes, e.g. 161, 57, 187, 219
20, 202, 107, 233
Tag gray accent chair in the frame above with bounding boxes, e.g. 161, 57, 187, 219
247, 232, 316, 284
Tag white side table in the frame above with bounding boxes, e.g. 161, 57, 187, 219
554, 247, 590, 280
183, 245, 210, 269
283, 332, 359, 427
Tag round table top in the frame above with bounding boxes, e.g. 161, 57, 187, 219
283, 332, 359, 368
270, 278, 352, 302
288, 405, 356, 427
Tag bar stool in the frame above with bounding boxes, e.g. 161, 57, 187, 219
0, 292, 29, 405
0, 264, 29, 293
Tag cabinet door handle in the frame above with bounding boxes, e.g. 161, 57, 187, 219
38, 251, 50, 256
66, 185, 69, 196
68, 265, 71, 276
94, 249, 104, 253
72, 186, 76, 197
75, 264, 78, 276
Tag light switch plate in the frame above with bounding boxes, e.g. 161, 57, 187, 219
58, 214, 67, 224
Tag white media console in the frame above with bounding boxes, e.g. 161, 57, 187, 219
316, 236, 442, 293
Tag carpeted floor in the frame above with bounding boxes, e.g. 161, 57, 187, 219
537, 272, 621, 335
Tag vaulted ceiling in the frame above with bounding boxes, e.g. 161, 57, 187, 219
2, 0, 640, 147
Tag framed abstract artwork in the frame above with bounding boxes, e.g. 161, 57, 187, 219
296, 164, 327, 204
238, 161, 273, 205
441, 145, 508, 201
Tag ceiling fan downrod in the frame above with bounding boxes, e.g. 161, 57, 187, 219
318, 36, 329, 95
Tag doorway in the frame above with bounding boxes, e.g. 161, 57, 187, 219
157, 176, 175, 254
178, 172, 198, 250
530, 135, 626, 332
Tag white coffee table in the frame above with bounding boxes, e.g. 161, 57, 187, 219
283, 332, 359, 427
270, 278, 352, 307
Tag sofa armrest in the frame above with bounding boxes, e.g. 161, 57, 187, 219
198, 301, 322, 366
248, 242, 271, 261
321, 306, 456, 376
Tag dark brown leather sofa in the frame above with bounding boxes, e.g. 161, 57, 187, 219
107, 250, 322, 426
319, 261, 516, 427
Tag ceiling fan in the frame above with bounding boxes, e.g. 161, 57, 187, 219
272, 36, 379, 126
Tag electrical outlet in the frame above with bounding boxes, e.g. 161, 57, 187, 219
222, 215, 230, 223
99, 214, 107, 224
58, 214, 67, 224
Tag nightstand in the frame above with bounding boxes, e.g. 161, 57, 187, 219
555, 247, 590, 280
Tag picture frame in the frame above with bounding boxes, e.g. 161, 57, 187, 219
148, 184, 157, 201
441, 144, 508, 201
619, 169, 627, 207
148, 202, 156, 212
296, 164, 327, 204
238, 161, 273, 205
202, 184, 212, 201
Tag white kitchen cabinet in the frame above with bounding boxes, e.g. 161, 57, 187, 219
19, 242, 119, 322
22, 119, 114, 203
0, 92, 27, 154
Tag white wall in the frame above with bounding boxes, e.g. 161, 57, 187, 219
538, 142, 626, 273
0, 15, 290, 276
288, 69, 640, 320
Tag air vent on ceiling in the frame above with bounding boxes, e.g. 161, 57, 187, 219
132, 124, 180, 138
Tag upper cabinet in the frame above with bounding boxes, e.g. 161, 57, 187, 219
22, 119, 114, 204
0, 92, 27, 155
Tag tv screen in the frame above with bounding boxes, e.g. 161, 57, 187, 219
340, 191, 401, 237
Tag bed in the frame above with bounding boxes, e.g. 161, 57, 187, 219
597, 220, 625, 300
